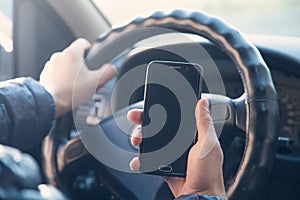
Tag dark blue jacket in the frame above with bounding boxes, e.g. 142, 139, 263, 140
0, 77, 223, 200
0, 77, 54, 150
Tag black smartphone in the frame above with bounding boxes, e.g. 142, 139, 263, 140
140, 60, 203, 177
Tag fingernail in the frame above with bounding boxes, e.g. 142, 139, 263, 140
127, 110, 133, 121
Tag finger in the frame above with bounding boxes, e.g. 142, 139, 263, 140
64, 38, 91, 57
129, 157, 140, 172
195, 99, 219, 158
48, 52, 61, 62
69, 38, 91, 51
127, 109, 143, 124
195, 99, 212, 141
131, 128, 142, 146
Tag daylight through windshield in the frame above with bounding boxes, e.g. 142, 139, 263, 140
93, 0, 300, 37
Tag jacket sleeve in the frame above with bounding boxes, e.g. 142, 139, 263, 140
0, 77, 55, 150
175, 194, 224, 200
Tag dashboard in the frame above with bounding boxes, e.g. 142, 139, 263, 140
267, 71, 300, 148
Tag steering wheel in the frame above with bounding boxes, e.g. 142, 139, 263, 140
42, 10, 279, 200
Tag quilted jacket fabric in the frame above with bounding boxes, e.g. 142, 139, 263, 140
0, 77, 54, 150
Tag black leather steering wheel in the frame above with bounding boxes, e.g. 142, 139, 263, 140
42, 10, 279, 200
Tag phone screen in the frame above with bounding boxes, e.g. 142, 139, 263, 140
140, 60, 202, 177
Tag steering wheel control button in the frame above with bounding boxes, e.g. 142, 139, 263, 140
158, 165, 173, 172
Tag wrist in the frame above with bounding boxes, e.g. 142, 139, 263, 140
175, 194, 225, 200
180, 186, 227, 200
50, 92, 71, 118
195, 190, 227, 200
193, 189, 227, 200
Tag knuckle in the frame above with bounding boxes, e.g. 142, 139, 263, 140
76, 38, 91, 47
63, 48, 75, 59
50, 52, 60, 61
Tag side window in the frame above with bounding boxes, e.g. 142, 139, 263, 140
0, 0, 13, 81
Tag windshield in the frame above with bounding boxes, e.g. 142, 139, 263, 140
93, 0, 300, 37
0, 0, 13, 52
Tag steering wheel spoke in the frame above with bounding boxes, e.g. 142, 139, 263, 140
203, 93, 246, 135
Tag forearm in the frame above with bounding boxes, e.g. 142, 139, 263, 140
0, 77, 55, 150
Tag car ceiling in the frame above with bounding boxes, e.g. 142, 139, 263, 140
47, 0, 110, 41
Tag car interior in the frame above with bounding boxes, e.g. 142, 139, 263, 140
0, 0, 300, 200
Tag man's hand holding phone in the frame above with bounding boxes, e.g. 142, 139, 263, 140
127, 99, 227, 199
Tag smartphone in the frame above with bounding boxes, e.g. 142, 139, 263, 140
140, 60, 203, 177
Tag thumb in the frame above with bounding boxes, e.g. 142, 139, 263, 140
195, 99, 219, 159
